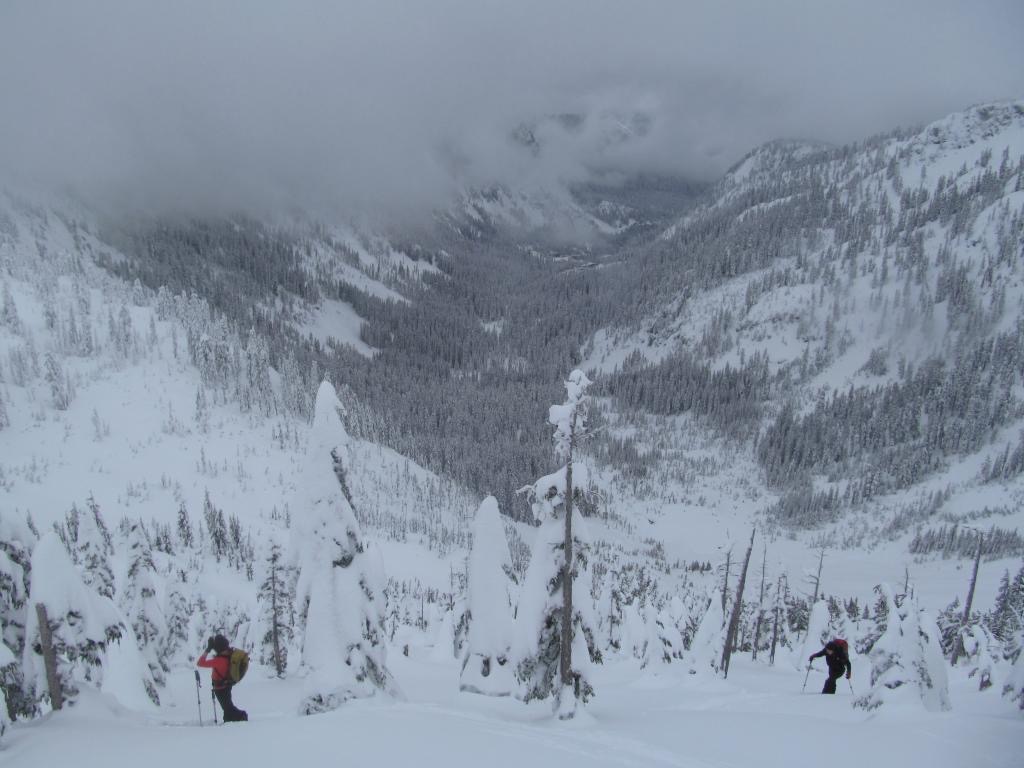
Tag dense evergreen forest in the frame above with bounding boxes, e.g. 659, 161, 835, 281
88, 104, 1024, 530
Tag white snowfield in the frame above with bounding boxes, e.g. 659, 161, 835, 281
3, 652, 1018, 768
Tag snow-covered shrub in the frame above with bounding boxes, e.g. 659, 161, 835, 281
855, 584, 950, 712
291, 382, 396, 713
959, 624, 998, 691
685, 591, 724, 675
459, 496, 516, 696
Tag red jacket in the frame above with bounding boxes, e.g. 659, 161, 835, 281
197, 651, 231, 689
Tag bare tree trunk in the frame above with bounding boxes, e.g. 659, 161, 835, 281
270, 557, 282, 677
607, 582, 617, 648
560, 411, 576, 689
35, 603, 63, 711
951, 531, 984, 665
752, 541, 767, 660
721, 548, 732, 615
721, 529, 755, 678
810, 548, 825, 605
769, 575, 784, 665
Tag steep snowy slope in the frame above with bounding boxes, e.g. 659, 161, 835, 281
584, 101, 1024, 607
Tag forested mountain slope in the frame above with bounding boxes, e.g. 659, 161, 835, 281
588, 101, 1024, 549
1, 101, 1024, 727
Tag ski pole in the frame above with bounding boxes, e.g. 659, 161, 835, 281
847, 678, 855, 696
194, 670, 203, 726
212, 688, 218, 725
802, 663, 813, 693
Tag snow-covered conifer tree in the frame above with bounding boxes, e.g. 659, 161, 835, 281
459, 496, 516, 696
621, 601, 647, 660
44, 352, 72, 410
959, 624, 998, 691
23, 534, 139, 707
76, 502, 113, 599
855, 584, 950, 712
176, 502, 194, 550
799, 599, 832, 668
1, 282, 21, 333
160, 587, 190, 670
121, 523, 166, 698
291, 381, 395, 713
0, 639, 13, 742
1003, 629, 1024, 710
685, 591, 725, 675
512, 507, 601, 716
513, 370, 601, 719
640, 604, 684, 669
258, 542, 294, 677
0, 516, 34, 719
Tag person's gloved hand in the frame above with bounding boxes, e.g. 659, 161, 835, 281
206, 636, 215, 652
808, 655, 814, 662
846, 671, 851, 679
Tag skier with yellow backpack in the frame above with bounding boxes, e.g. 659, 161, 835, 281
197, 634, 250, 722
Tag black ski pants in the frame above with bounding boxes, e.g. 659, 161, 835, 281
822, 669, 843, 694
214, 685, 248, 721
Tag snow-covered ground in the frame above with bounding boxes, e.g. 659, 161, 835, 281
4, 651, 1019, 768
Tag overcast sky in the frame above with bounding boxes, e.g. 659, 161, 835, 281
1, 0, 1022, 217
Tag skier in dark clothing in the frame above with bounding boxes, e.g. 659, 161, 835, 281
809, 639, 852, 694
197, 634, 248, 722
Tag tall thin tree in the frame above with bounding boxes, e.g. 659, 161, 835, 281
951, 529, 984, 665
751, 540, 767, 660
721, 529, 755, 678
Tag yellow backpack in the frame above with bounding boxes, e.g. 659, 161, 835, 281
228, 648, 249, 684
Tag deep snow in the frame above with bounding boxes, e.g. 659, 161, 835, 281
3, 649, 1019, 768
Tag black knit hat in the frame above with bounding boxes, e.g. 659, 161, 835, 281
212, 634, 230, 653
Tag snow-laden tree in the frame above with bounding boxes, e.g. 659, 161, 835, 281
513, 370, 601, 719
258, 542, 294, 677
798, 599, 832, 669
1003, 629, 1024, 710
121, 523, 166, 698
76, 502, 113, 599
512, 506, 601, 717
160, 586, 190, 670
459, 496, 516, 696
620, 601, 647, 661
958, 624, 998, 691
0, 515, 35, 719
685, 591, 725, 675
176, 502, 194, 550
641, 605, 684, 670
855, 584, 950, 712
0, 640, 12, 742
291, 381, 396, 713
22, 534, 151, 708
